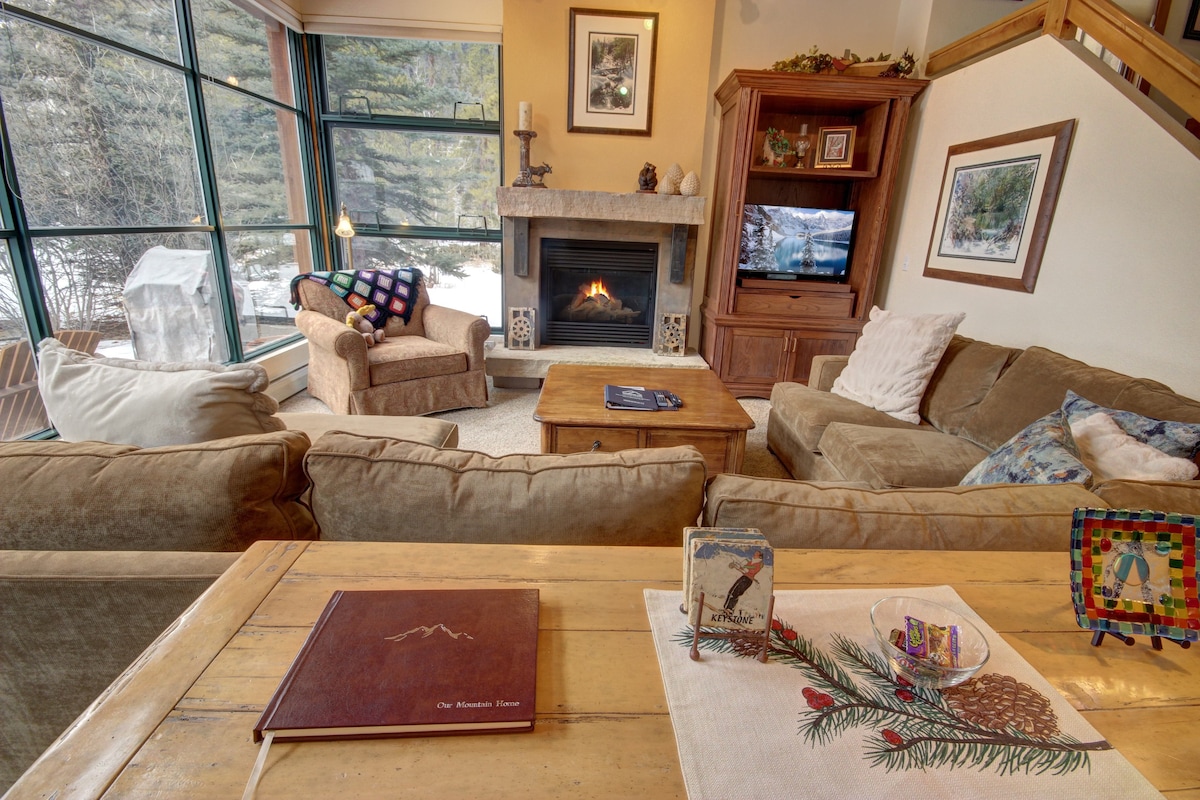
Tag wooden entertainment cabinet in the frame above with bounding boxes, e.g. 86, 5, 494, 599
699, 70, 928, 398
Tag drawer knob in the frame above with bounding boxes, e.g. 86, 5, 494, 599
591, 440, 601, 451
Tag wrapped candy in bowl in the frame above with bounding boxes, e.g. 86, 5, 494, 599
870, 596, 990, 689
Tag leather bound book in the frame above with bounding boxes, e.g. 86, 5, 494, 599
253, 588, 539, 742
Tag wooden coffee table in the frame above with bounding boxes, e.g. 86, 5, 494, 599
533, 364, 754, 475
9, 541, 1197, 798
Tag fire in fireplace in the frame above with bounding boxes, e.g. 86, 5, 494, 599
540, 238, 657, 347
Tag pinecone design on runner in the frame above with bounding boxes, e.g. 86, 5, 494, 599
942, 674, 1060, 738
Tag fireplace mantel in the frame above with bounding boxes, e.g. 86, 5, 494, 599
497, 187, 705, 226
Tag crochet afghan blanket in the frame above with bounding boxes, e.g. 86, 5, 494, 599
289, 268, 423, 328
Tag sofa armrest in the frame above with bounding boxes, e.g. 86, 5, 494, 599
809, 355, 850, 392
295, 309, 370, 391
421, 305, 491, 371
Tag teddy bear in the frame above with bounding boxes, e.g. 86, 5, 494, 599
346, 304, 386, 347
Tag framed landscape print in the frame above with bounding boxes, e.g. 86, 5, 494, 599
923, 119, 1075, 293
568, 8, 658, 136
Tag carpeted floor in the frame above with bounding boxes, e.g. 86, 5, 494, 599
279, 377, 791, 480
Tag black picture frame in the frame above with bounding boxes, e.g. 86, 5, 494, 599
1184, 0, 1200, 41
567, 8, 658, 136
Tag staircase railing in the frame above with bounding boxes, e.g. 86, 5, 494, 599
926, 0, 1200, 125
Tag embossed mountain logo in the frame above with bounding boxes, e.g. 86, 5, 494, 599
384, 624, 474, 642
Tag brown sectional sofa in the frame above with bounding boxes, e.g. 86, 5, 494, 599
732, 336, 1200, 550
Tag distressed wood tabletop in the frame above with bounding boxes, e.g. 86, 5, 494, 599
8, 541, 1198, 799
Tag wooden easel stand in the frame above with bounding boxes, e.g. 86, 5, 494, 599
689, 592, 776, 663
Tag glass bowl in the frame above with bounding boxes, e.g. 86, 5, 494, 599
869, 596, 990, 689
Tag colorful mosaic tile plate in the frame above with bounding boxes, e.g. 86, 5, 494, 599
1070, 507, 1200, 642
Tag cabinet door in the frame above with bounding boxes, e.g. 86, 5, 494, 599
720, 327, 789, 386
784, 329, 858, 385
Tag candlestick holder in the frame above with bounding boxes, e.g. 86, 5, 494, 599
512, 130, 550, 188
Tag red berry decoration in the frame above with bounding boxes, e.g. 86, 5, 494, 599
882, 729, 904, 746
895, 675, 913, 687
771, 619, 782, 631
805, 691, 835, 710
802, 687, 817, 700
781, 628, 798, 641
895, 689, 915, 703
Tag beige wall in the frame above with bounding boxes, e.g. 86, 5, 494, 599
500, 0, 716, 193
882, 35, 1200, 399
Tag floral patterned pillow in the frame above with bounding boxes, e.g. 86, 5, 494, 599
1061, 391, 1200, 460
959, 410, 1092, 486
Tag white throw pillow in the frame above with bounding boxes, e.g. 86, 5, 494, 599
830, 307, 966, 424
1069, 411, 1199, 483
37, 338, 284, 447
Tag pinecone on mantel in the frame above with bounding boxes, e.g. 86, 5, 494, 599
942, 673, 1060, 738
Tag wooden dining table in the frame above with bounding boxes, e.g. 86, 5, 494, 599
8, 541, 1199, 799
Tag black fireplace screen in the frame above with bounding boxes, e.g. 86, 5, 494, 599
540, 238, 657, 347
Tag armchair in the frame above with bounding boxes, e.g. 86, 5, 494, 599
294, 278, 489, 416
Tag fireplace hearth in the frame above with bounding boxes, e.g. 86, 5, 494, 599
540, 239, 657, 347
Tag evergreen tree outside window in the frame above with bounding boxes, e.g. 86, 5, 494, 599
318, 35, 502, 327
0, 0, 317, 440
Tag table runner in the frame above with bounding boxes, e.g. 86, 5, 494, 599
644, 586, 1161, 799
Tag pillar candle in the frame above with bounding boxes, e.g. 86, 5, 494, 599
518, 101, 532, 131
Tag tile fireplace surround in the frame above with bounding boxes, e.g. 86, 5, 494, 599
493, 187, 707, 386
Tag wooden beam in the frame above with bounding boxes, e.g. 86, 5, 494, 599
926, 0, 1048, 77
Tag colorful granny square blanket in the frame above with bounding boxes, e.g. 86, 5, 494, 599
289, 268, 423, 327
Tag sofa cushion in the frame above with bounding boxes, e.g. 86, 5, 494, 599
0, 430, 316, 550
959, 410, 1092, 487
1111, 379, 1200, 426
1089, 479, 1200, 516
769, 381, 921, 453
1062, 390, 1200, 460
920, 336, 1021, 436
830, 306, 965, 424
702, 474, 1098, 551
304, 433, 707, 546
817, 423, 990, 488
37, 339, 284, 447
959, 346, 1143, 452
276, 411, 459, 448
367, 337, 468, 384
1069, 412, 1197, 482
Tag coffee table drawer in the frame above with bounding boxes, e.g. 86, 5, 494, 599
554, 426, 641, 453
647, 430, 734, 474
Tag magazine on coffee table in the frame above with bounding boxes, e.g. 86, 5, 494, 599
604, 384, 681, 411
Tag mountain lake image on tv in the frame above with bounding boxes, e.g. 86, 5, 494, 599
738, 204, 856, 280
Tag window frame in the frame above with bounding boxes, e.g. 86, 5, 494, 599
308, 34, 504, 330
0, 0, 319, 369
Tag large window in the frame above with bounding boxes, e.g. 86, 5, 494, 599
318, 36, 502, 326
0, 0, 316, 440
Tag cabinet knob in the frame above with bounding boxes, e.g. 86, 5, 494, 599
591, 440, 601, 451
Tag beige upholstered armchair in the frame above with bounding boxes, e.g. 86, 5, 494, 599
294, 277, 489, 416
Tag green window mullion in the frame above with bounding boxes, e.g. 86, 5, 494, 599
0, 102, 52, 344
176, 0, 243, 363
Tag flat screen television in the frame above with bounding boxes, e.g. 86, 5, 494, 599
737, 204, 856, 282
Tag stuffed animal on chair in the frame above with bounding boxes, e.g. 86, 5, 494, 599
346, 304, 386, 347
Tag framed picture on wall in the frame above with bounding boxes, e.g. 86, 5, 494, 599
1184, 0, 1200, 40
567, 8, 658, 136
923, 119, 1075, 293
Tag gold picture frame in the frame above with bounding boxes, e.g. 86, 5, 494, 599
814, 126, 856, 169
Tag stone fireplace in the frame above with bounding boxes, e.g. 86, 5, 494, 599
539, 238, 657, 347
496, 187, 706, 356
